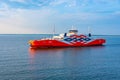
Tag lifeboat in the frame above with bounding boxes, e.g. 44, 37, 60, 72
29, 29, 106, 48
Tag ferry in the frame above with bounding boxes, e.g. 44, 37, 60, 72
29, 29, 106, 48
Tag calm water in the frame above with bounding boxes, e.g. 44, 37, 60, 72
0, 34, 120, 80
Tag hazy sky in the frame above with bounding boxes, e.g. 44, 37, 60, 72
0, 0, 120, 35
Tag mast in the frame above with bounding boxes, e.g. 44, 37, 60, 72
88, 26, 91, 37
53, 24, 55, 37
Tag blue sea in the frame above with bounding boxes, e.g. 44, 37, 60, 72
0, 34, 120, 80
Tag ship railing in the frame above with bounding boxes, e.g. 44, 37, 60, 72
41, 38, 63, 40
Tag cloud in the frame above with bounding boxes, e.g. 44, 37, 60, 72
9, 0, 26, 3
50, 0, 67, 6
0, 0, 120, 34
0, 4, 12, 17
50, 0, 77, 7
0, 2, 58, 34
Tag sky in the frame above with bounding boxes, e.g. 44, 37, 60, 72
0, 0, 120, 35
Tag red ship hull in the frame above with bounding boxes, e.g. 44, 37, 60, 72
29, 39, 106, 48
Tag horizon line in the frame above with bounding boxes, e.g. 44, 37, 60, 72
0, 34, 120, 36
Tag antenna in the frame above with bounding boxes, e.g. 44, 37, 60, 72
72, 25, 74, 30
71, 25, 76, 30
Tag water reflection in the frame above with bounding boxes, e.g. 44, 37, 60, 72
29, 47, 87, 59
28, 46, 106, 79
28, 46, 105, 65
29, 48, 67, 59
29, 46, 105, 58
29, 46, 105, 56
